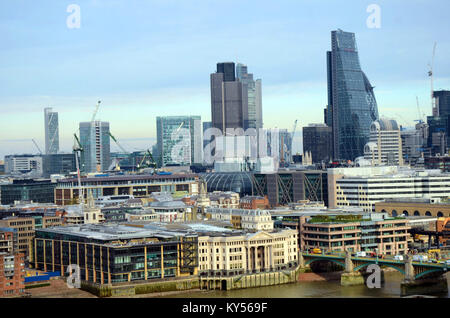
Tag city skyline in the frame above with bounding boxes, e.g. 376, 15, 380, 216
1, 0, 450, 159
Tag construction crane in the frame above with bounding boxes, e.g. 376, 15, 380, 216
137, 149, 157, 170
414, 96, 426, 124
109, 132, 129, 154
429, 42, 437, 116
31, 139, 43, 154
91, 100, 102, 122
72, 133, 84, 206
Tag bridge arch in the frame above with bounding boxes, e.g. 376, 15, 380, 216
305, 258, 345, 269
353, 262, 405, 275
415, 268, 445, 280
413, 211, 420, 216
392, 210, 397, 217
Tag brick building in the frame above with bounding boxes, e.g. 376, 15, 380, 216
239, 196, 270, 210
0, 252, 25, 297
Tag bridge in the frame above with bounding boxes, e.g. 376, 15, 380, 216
299, 251, 449, 296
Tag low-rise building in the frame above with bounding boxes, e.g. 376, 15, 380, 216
33, 224, 198, 284
149, 200, 189, 223
374, 198, 450, 217
206, 207, 274, 231
198, 229, 298, 276
0, 179, 56, 205
54, 173, 200, 205
240, 196, 269, 210
328, 166, 450, 211
299, 213, 410, 255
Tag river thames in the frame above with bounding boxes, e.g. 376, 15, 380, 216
164, 271, 450, 298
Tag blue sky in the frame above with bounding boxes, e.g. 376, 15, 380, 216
1, 0, 449, 158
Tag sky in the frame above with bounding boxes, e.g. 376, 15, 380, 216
0, 0, 450, 158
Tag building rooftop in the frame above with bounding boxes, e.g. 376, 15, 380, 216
36, 223, 194, 243
58, 173, 198, 184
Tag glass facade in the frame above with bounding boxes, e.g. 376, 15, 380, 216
156, 116, 202, 166
236, 63, 263, 130
44, 107, 59, 155
201, 172, 254, 196
0, 180, 56, 205
326, 30, 379, 161
33, 230, 198, 284
79, 121, 111, 173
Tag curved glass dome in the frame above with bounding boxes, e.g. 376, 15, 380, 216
200, 172, 254, 196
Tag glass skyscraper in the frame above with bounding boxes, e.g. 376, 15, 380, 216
44, 107, 59, 154
325, 29, 379, 161
79, 121, 111, 173
236, 63, 263, 130
156, 116, 202, 166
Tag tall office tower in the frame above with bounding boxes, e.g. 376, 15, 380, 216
303, 124, 333, 164
211, 62, 248, 133
79, 121, 110, 173
236, 63, 263, 130
44, 107, 59, 154
401, 122, 428, 166
363, 119, 403, 166
434, 90, 450, 117
325, 29, 379, 161
427, 115, 450, 156
264, 128, 291, 165
156, 116, 202, 166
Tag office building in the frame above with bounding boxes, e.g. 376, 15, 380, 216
253, 170, 329, 207
156, 116, 202, 166
4, 155, 43, 175
434, 90, 450, 117
328, 166, 450, 211
401, 123, 428, 166
42, 153, 76, 177
0, 214, 62, 258
44, 107, 59, 155
211, 62, 247, 132
236, 63, 263, 130
425, 155, 450, 172
264, 128, 291, 166
302, 124, 333, 164
54, 173, 200, 205
79, 121, 111, 173
363, 119, 403, 166
33, 224, 198, 284
210, 62, 252, 162
427, 115, 450, 156
0, 179, 56, 205
197, 228, 298, 276
325, 29, 379, 161
206, 207, 274, 231
299, 213, 410, 255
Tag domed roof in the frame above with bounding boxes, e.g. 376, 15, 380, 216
371, 119, 399, 131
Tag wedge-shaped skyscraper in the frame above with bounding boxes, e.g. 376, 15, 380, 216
325, 29, 379, 161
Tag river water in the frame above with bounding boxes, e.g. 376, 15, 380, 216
166, 272, 450, 298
